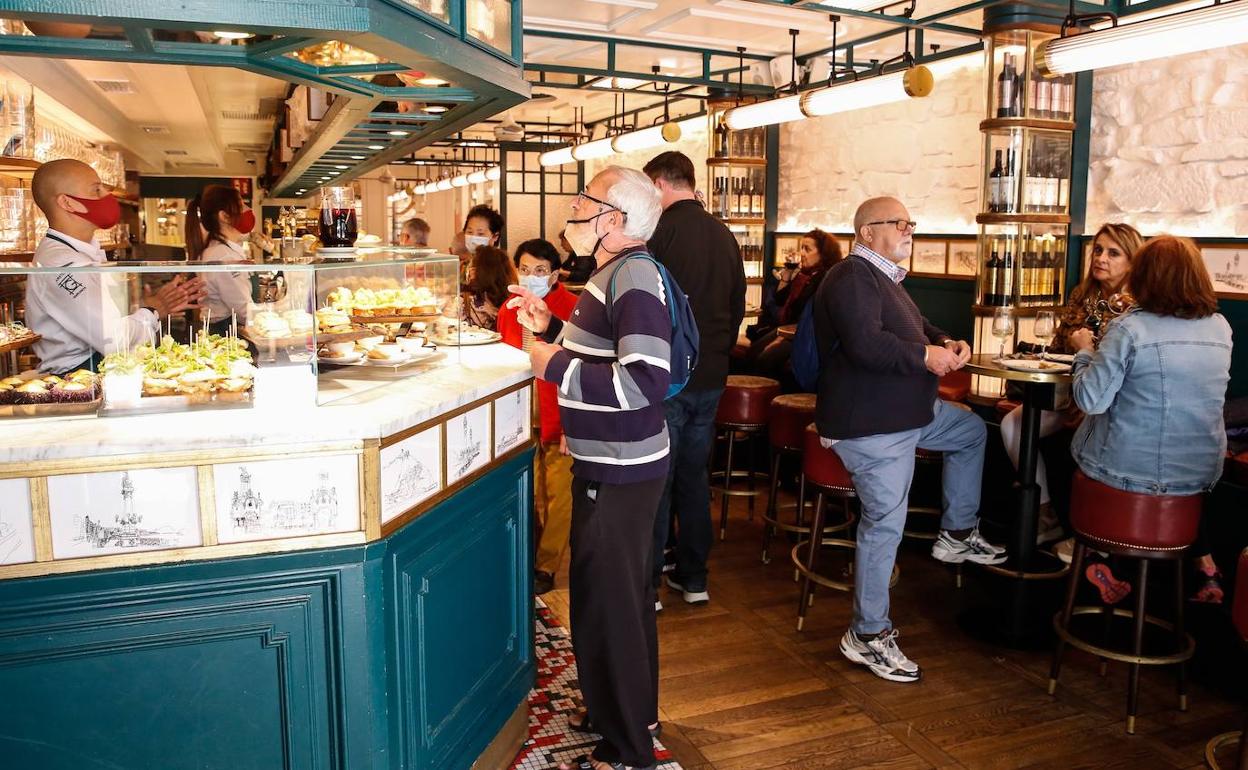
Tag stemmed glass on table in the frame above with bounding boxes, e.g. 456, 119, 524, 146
1034, 310, 1056, 358
991, 306, 1015, 361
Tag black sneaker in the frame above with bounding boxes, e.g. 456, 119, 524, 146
534, 570, 555, 595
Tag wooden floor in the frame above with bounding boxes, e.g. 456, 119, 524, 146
542, 491, 1245, 770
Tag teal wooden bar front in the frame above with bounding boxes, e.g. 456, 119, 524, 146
0, 449, 534, 770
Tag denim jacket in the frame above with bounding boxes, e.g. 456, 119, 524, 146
1071, 309, 1232, 495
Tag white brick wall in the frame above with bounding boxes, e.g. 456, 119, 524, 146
1087, 42, 1248, 237
776, 57, 985, 234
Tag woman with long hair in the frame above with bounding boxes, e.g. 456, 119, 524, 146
185, 184, 255, 336
1000, 222, 1144, 548
461, 245, 517, 331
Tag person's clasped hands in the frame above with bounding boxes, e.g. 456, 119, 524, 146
925, 338, 972, 377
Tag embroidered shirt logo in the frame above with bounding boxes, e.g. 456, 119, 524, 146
56, 272, 86, 299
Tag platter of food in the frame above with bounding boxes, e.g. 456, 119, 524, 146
0, 322, 39, 354
997, 357, 1071, 373
99, 333, 257, 412
242, 307, 374, 347
329, 286, 440, 319
0, 369, 101, 417
428, 325, 501, 346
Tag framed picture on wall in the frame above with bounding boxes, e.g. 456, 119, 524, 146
947, 239, 978, 278
910, 238, 948, 276
1200, 245, 1248, 298
774, 233, 802, 269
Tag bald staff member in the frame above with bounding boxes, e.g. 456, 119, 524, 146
25, 159, 203, 374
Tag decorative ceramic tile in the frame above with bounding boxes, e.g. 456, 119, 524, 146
214, 454, 359, 544
0, 478, 34, 565
48, 468, 202, 559
446, 403, 490, 484
380, 424, 442, 524
493, 385, 531, 457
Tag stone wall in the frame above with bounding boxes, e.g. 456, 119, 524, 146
776, 56, 985, 234
1086, 42, 1248, 237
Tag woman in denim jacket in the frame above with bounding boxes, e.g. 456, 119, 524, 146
1070, 236, 1233, 602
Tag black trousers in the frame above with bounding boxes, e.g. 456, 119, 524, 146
570, 474, 664, 768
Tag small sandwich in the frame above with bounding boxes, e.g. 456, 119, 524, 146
142, 376, 179, 396
0, 382, 15, 405
283, 310, 315, 335
1, 376, 25, 388
15, 380, 51, 404
52, 380, 95, 402
315, 306, 351, 331
367, 347, 396, 361
216, 376, 252, 400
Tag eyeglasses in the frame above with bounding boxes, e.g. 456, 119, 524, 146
574, 189, 617, 212
866, 219, 918, 232
518, 265, 552, 277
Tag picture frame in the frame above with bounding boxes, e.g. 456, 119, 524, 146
910, 237, 948, 277
1200, 244, 1248, 298
214, 454, 360, 544
774, 233, 802, 269
947, 238, 978, 278
0, 478, 34, 566
48, 467, 202, 559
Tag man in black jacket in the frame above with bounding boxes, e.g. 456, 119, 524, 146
814, 196, 1006, 684
644, 151, 746, 607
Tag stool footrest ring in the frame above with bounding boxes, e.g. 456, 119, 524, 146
761, 508, 855, 536
1203, 730, 1243, 770
1052, 606, 1196, 666
790, 538, 899, 592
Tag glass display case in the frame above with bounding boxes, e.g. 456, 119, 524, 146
982, 128, 1072, 217
708, 107, 768, 313
0, 251, 462, 419
987, 29, 1075, 124
976, 224, 1068, 308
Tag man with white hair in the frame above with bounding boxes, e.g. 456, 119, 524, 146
814, 196, 1006, 685
507, 166, 670, 770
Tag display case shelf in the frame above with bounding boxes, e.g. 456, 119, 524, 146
707, 157, 768, 167
0, 156, 40, 179
977, 213, 1070, 225
980, 118, 1075, 132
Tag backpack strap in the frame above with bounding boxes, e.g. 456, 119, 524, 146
603, 250, 674, 326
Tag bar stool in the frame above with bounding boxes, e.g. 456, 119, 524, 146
1048, 470, 1201, 734
1204, 546, 1248, 770
761, 393, 816, 564
792, 424, 895, 631
713, 375, 781, 540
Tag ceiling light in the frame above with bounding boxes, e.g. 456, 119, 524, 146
388, 130, 410, 136
801, 66, 933, 117
1038, 1, 1248, 75
467, 170, 488, 184
571, 137, 615, 161
539, 146, 575, 166
368, 144, 385, 150
213, 30, 254, 40
451, 175, 468, 187
723, 94, 804, 131
422, 105, 450, 114
611, 123, 682, 153
589, 76, 651, 90
334, 164, 348, 169
486, 166, 501, 181
350, 155, 365, 160
436, 179, 453, 191
320, 176, 331, 180
416, 76, 449, 86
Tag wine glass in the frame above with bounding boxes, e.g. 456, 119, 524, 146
1034, 311, 1056, 358
991, 306, 1015, 360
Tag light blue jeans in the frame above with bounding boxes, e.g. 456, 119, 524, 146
830, 400, 987, 635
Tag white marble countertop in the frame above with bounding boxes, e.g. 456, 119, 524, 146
0, 344, 532, 465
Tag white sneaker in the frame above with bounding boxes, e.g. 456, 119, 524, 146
1052, 537, 1075, 565
931, 526, 1008, 565
655, 599, 663, 612
664, 576, 710, 605
840, 628, 921, 683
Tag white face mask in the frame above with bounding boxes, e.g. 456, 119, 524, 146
465, 234, 491, 252
520, 273, 554, 299
562, 221, 599, 257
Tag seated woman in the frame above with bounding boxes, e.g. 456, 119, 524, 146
1069, 236, 1233, 603
460, 245, 516, 331
744, 228, 842, 380
1000, 223, 1143, 546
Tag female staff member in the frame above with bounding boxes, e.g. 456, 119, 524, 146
1068, 236, 1232, 601
185, 184, 255, 336
1000, 223, 1143, 545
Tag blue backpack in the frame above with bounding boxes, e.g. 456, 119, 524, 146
791, 301, 820, 392
606, 252, 700, 400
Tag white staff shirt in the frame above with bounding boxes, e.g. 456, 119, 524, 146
25, 229, 158, 373
200, 239, 252, 324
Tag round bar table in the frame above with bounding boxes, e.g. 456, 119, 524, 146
962, 353, 1073, 646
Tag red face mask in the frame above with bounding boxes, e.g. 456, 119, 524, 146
234, 208, 256, 234
66, 193, 121, 230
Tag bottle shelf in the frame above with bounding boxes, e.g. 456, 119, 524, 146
980, 118, 1076, 133
0, 156, 41, 180
722, 217, 765, 225
977, 213, 1070, 225
707, 157, 767, 167
972, 304, 1062, 316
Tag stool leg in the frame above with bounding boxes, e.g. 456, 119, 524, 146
747, 432, 757, 521
796, 490, 826, 631
1099, 601, 1114, 678
808, 492, 824, 608
1237, 712, 1248, 770
1174, 560, 1188, 712
720, 429, 736, 541
794, 474, 807, 582
762, 450, 782, 565
1049, 541, 1088, 695
1126, 558, 1149, 735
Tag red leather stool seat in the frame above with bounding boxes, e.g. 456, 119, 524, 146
802, 424, 853, 491
769, 393, 816, 451
1070, 470, 1202, 552
717, 375, 781, 426
996, 398, 1022, 418
939, 370, 971, 402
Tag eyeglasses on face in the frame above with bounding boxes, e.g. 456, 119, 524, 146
518, 265, 552, 277
866, 219, 918, 232
574, 189, 616, 211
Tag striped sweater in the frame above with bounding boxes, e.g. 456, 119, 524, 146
541, 250, 673, 483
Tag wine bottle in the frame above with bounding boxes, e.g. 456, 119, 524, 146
1035, 77, 1051, 120
715, 120, 727, 158
1002, 149, 1016, 213
753, 173, 764, 216
988, 239, 1002, 306
989, 149, 1004, 214
1002, 239, 1015, 305
997, 53, 1015, 119
1025, 146, 1043, 213
1044, 149, 1060, 213
1056, 148, 1069, 213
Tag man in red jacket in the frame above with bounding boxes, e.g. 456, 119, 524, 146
497, 238, 580, 594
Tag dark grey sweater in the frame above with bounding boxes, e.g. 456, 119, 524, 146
813, 255, 951, 439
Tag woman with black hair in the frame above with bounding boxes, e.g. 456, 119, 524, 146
186, 184, 255, 336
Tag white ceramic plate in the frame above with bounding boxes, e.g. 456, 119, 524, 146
430, 331, 502, 346
1000, 358, 1071, 373
363, 351, 413, 366
317, 349, 364, 365
1043, 352, 1076, 364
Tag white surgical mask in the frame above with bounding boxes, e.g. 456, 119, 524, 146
465, 234, 491, 251
563, 220, 600, 257
520, 273, 554, 299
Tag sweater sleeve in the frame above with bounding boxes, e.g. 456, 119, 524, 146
826, 263, 927, 375
923, 318, 951, 345
543, 260, 672, 409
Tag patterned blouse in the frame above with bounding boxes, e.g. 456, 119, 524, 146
1052, 289, 1135, 353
